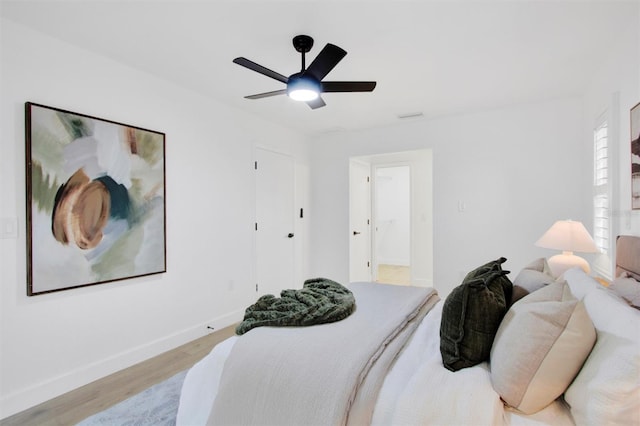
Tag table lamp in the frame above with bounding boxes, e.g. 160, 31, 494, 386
535, 220, 599, 277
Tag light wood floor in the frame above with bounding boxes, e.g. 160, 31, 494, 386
0, 325, 237, 426
376, 264, 411, 286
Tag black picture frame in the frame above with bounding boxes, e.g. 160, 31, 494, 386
631, 102, 640, 210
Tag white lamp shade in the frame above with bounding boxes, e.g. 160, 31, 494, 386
535, 220, 598, 254
535, 220, 598, 277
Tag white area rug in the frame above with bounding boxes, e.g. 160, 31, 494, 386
76, 370, 187, 426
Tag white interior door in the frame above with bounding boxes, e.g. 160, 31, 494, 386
349, 159, 371, 282
255, 147, 295, 296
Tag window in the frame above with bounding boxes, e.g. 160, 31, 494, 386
593, 117, 610, 277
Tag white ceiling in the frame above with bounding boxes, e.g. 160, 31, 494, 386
1, 1, 637, 136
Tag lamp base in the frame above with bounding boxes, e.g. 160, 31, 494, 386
547, 253, 590, 278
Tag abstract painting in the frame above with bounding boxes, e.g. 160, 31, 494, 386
26, 102, 166, 295
632, 102, 640, 210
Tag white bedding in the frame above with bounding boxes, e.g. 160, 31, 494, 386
177, 290, 574, 426
179, 238, 640, 426
177, 335, 237, 425
370, 302, 505, 425
208, 283, 438, 425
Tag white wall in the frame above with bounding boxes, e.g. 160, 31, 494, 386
0, 19, 309, 418
308, 98, 589, 298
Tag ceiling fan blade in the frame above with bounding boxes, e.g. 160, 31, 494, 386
233, 57, 289, 84
306, 96, 326, 109
321, 81, 377, 92
304, 44, 347, 81
245, 89, 287, 99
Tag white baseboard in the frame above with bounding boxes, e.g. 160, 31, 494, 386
411, 277, 432, 287
0, 309, 243, 420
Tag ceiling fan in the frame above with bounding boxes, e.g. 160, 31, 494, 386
233, 35, 376, 109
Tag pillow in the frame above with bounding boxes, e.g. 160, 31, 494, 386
608, 273, 640, 308
440, 257, 512, 372
565, 286, 640, 425
490, 281, 596, 414
463, 256, 513, 306
521, 257, 551, 274
511, 258, 555, 305
562, 267, 599, 300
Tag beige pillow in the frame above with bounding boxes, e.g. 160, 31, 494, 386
490, 281, 596, 414
522, 257, 552, 274
510, 258, 555, 305
609, 273, 640, 308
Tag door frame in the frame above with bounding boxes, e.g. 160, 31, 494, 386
348, 149, 433, 288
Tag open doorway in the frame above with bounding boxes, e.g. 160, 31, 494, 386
349, 149, 433, 287
374, 165, 411, 285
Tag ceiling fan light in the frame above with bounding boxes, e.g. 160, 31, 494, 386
287, 74, 321, 101
289, 88, 319, 101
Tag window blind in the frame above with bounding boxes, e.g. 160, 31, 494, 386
593, 119, 610, 275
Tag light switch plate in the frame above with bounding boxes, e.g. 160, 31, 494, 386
0, 217, 18, 239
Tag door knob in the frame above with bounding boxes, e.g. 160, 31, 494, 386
287, 233, 294, 238
353, 231, 361, 235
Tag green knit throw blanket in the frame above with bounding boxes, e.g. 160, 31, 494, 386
236, 278, 356, 335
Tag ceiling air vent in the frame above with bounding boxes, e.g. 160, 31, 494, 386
397, 112, 424, 120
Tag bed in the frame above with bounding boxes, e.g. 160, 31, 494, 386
177, 235, 640, 425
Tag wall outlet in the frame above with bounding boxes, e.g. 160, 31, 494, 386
0, 217, 18, 239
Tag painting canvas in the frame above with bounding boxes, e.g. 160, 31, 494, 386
632, 102, 640, 210
26, 102, 166, 295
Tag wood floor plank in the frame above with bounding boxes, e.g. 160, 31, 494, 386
1, 325, 236, 426
377, 264, 411, 286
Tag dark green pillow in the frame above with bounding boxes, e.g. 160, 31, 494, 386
463, 257, 513, 304
440, 257, 512, 372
